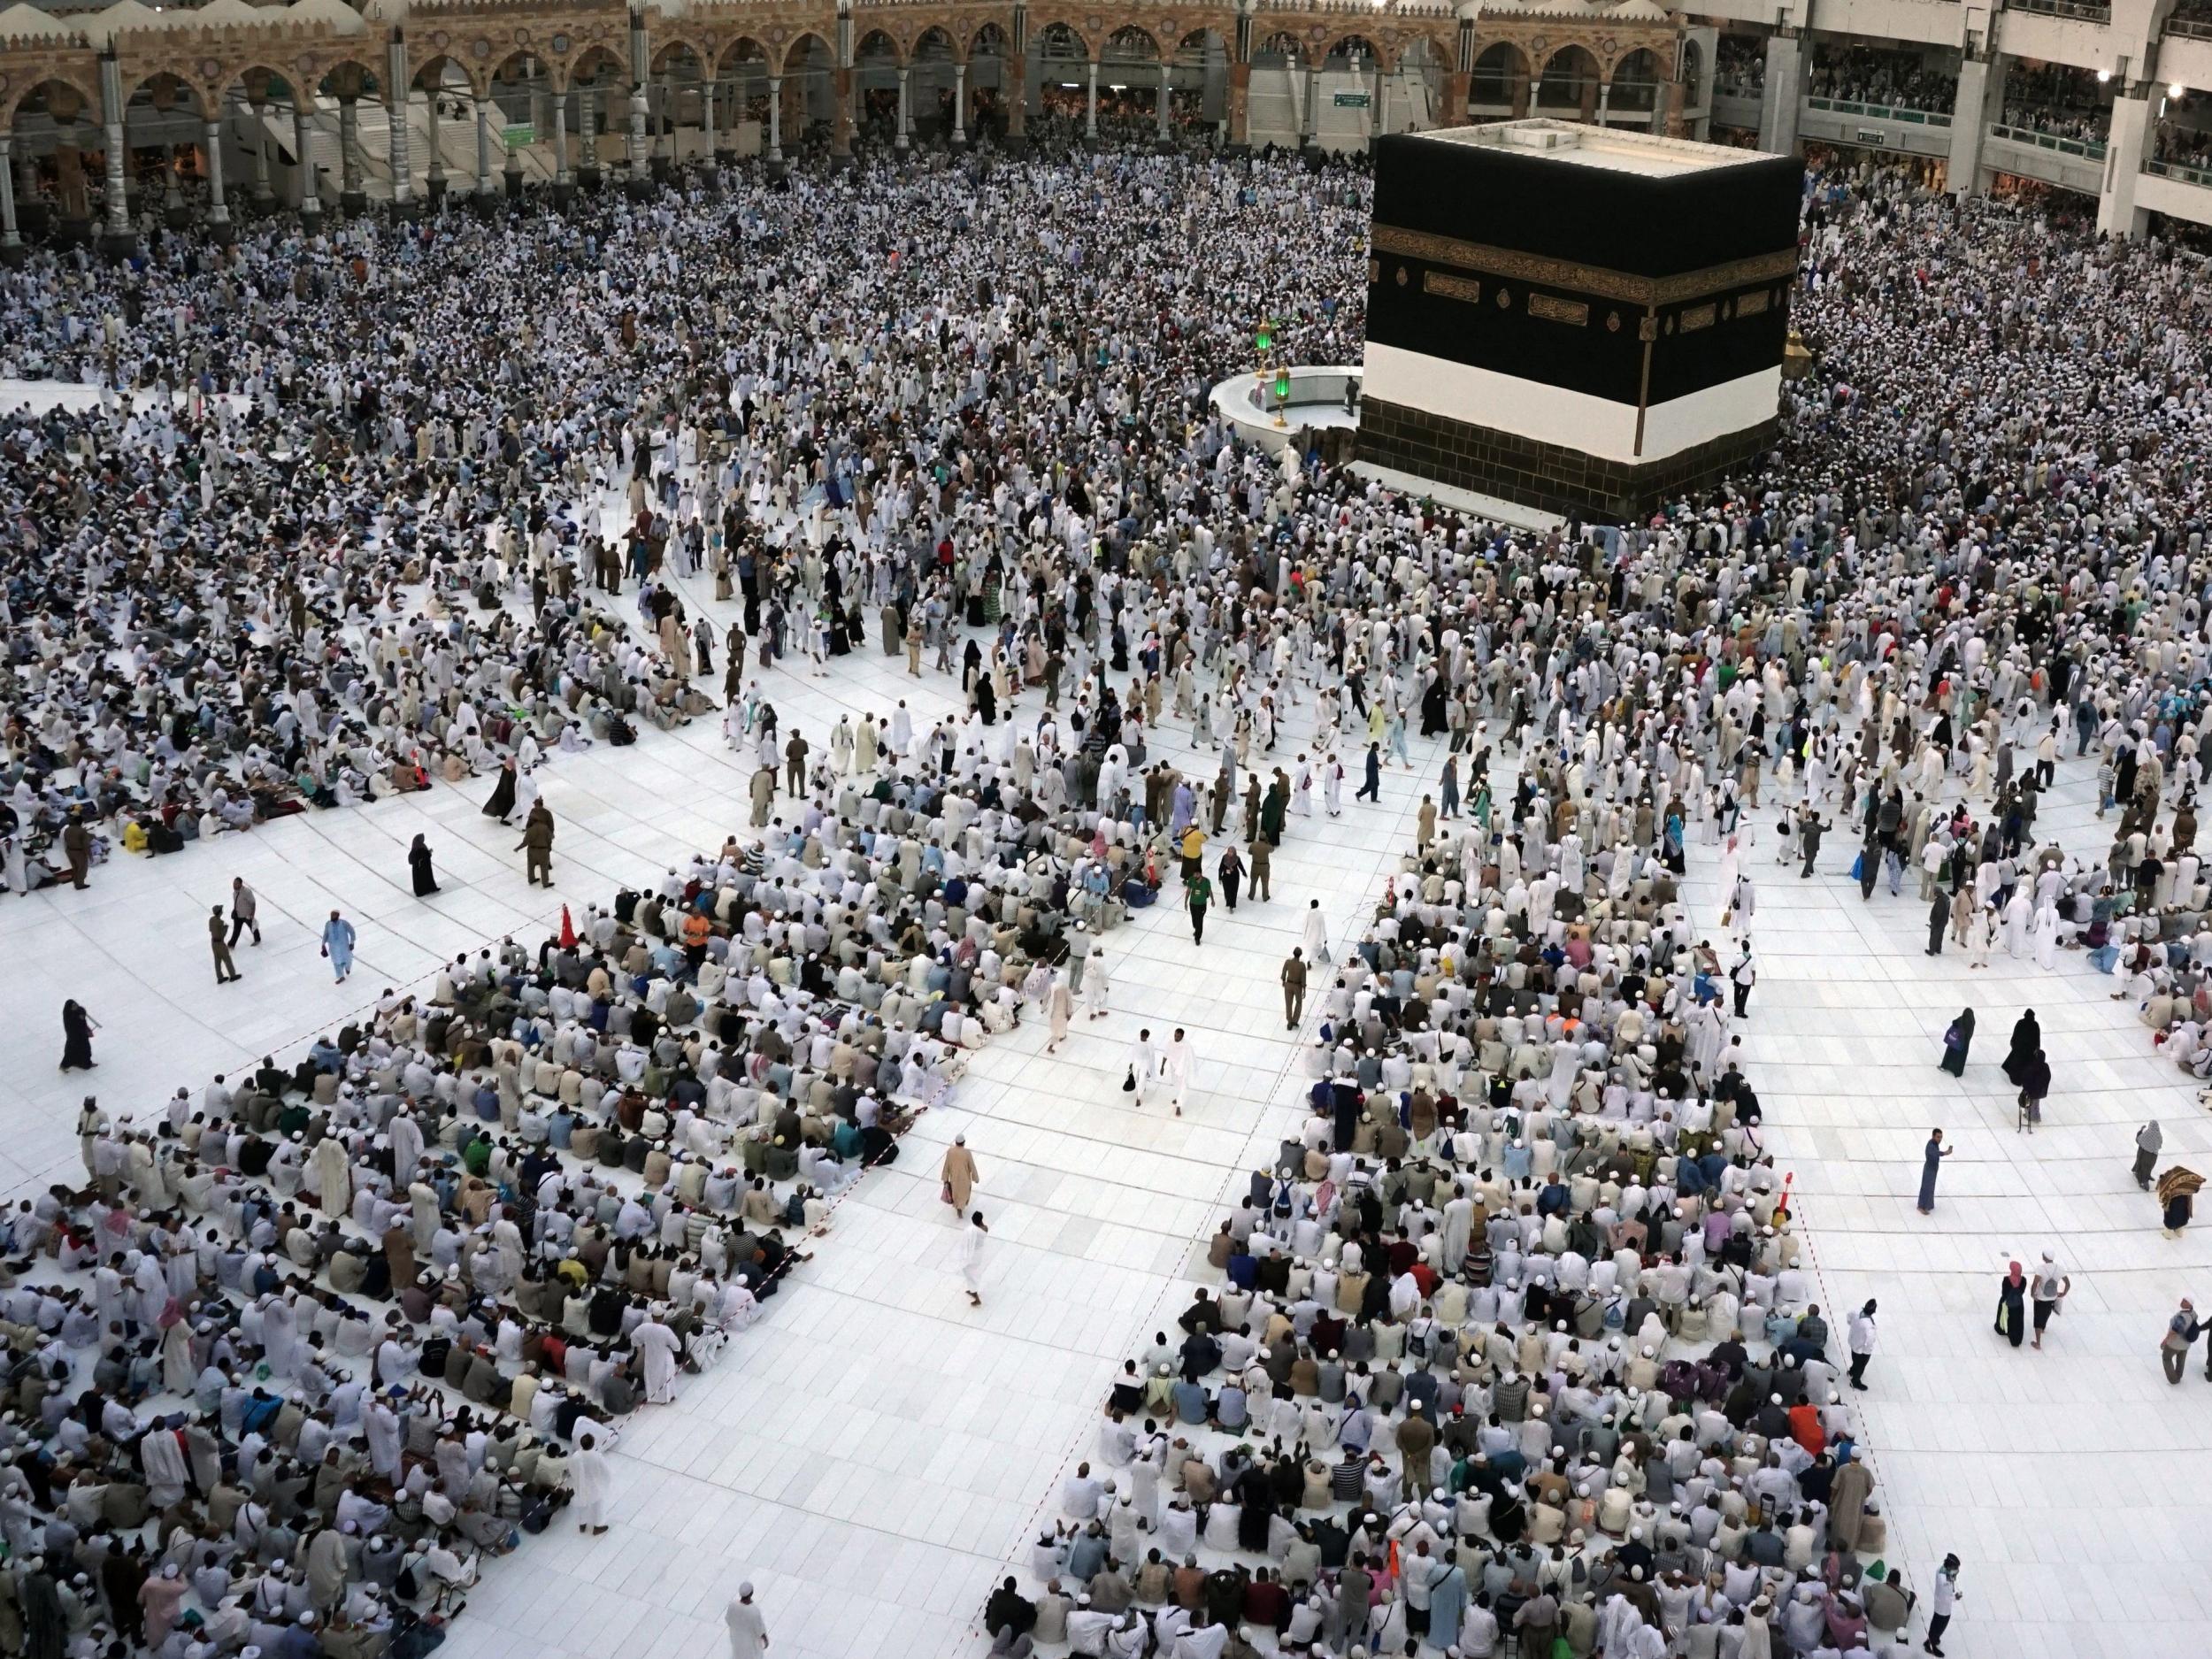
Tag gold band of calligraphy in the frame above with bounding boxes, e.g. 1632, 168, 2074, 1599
1371, 224, 1800, 308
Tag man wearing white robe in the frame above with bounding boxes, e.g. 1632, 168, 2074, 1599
314, 1134, 352, 1218
569, 1431, 612, 1532
633, 1315, 681, 1405
724, 1585, 768, 1655
390, 1111, 426, 1183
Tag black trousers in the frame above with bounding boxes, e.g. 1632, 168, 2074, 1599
1848, 1352, 1870, 1386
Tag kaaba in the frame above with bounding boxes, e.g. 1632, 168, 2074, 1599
1355, 120, 1803, 522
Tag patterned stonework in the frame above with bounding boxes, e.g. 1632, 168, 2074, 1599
2, 3, 1683, 130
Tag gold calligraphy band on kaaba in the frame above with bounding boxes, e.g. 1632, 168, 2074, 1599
1422, 270, 1483, 304
1371, 224, 1800, 308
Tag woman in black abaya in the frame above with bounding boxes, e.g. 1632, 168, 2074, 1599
60, 1000, 96, 1071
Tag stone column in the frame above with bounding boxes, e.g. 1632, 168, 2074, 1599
580, 88, 602, 188
767, 76, 784, 167
895, 66, 911, 150
1085, 60, 1099, 142
0, 136, 20, 265
250, 100, 275, 209
2097, 88, 2156, 239
833, 65, 854, 165
1372, 60, 1388, 142
503, 67, 527, 200
953, 64, 967, 147
55, 126, 91, 246
339, 96, 365, 213
653, 73, 673, 180
1947, 52, 2000, 198
101, 76, 134, 256
204, 117, 233, 242
1010, 0, 1030, 152
1301, 64, 1319, 148
1596, 82, 1611, 127
834, 2, 856, 165
1227, 59, 1250, 151
701, 74, 718, 188
1156, 59, 1171, 146
294, 101, 323, 229
627, 84, 649, 193
388, 34, 416, 214
553, 90, 573, 205
1455, 18, 1475, 128
163, 149, 186, 229
1758, 29, 1804, 156
12, 142, 41, 239
474, 93, 497, 207
424, 91, 446, 204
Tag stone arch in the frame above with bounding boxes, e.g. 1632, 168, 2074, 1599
1036, 20, 1092, 62
1321, 33, 1392, 73
119, 69, 209, 121
782, 30, 836, 75
1607, 46, 1663, 116
488, 48, 539, 88
1102, 25, 1163, 64
913, 25, 962, 68
1679, 38, 1704, 105
1537, 43, 1601, 119
562, 42, 627, 93
854, 28, 906, 70
411, 51, 488, 105
650, 35, 713, 76
216, 62, 308, 111
1409, 33, 1455, 73
969, 20, 1012, 63
315, 57, 385, 104
1471, 40, 1532, 97
1254, 31, 1304, 65
3, 70, 107, 132
717, 36, 772, 74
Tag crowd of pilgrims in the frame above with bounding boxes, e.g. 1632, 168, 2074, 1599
0, 115, 2210, 1657
0, 144, 1365, 891
994, 159, 2212, 1658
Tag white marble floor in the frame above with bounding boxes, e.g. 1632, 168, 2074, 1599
8, 605, 2212, 1658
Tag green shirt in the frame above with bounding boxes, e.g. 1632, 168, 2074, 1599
1187, 875, 1212, 913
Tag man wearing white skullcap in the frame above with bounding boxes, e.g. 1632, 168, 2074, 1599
725, 1581, 768, 1654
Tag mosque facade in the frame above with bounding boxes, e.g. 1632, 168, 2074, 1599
0, 1, 1686, 251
